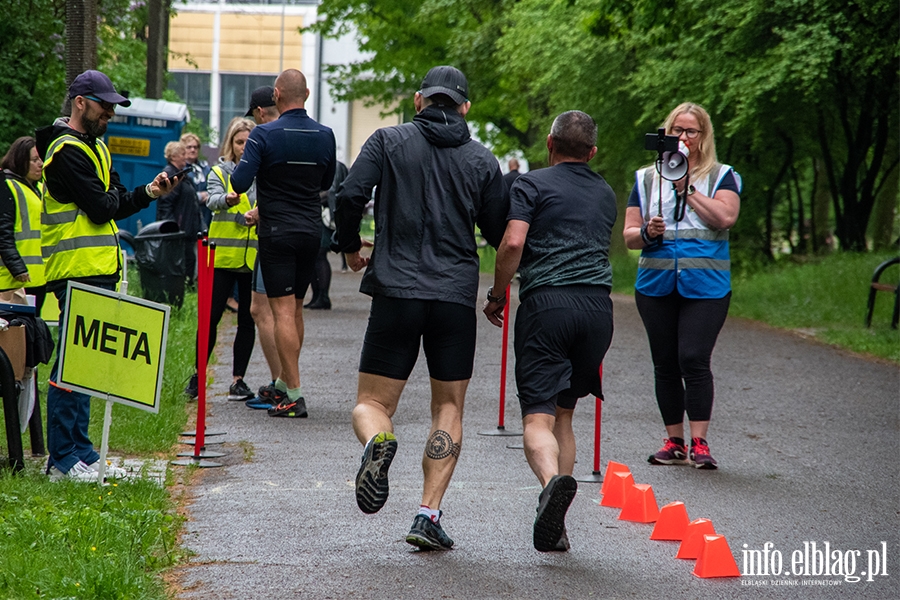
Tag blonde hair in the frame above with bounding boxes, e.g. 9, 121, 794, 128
164, 140, 186, 162
663, 102, 718, 181
180, 132, 201, 147
220, 117, 255, 163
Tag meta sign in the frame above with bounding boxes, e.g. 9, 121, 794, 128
58, 282, 170, 413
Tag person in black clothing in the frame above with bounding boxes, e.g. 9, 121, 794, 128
503, 158, 522, 189
335, 65, 509, 550
232, 69, 336, 418
305, 160, 348, 310
484, 111, 616, 552
157, 140, 202, 284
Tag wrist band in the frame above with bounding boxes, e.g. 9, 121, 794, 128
145, 183, 158, 199
640, 222, 654, 246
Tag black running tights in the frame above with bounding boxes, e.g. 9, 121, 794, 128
634, 290, 731, 425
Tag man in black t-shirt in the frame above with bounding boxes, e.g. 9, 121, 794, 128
484, 110, 617, 553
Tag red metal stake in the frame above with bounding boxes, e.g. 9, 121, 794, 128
576, 363, 604, 483
479, 284, 521, 437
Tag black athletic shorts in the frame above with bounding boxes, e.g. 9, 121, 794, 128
359, 295, 476, 381
514, 285, 613, 416
258, 235, 319, 299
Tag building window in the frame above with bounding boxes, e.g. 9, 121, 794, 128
220, 74, 277, 133
169, 71, 211, 131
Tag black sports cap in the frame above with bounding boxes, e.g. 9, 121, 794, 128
245, 86, 276, 117
68, 70, 131, 107
419, 66, 468, 105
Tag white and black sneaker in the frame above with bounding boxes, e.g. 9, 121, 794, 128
228, 378, 254, 401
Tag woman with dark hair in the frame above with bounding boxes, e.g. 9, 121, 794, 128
623, 102, 742, 470
1, 136, 47, 312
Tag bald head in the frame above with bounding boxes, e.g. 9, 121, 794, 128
508, 158, 519, 171
274, 69, 310, 111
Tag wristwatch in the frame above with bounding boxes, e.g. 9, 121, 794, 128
487, 286, 506, 303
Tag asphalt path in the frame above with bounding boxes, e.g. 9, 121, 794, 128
175, 257, 899, 600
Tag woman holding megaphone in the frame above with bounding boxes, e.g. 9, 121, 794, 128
623, 102, 742, 470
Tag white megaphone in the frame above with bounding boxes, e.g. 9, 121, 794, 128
660, 141, 689, 181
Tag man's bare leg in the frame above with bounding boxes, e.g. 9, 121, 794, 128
250, 291, 280, 382
420, 378, 468, 509
268, 295, 303, 390
353, 373, 405, 514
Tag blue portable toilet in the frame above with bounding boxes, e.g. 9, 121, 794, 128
104, 98, 189, 237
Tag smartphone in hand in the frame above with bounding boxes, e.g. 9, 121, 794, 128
171, 166, 194, 181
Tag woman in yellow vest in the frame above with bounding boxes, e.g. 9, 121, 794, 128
185, 117, 258, 401
0, 136, 47, 312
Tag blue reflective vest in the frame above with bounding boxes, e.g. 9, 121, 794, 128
634, 163, 741, 299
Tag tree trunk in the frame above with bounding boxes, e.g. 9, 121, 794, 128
64, 0, 98, 114
870, 164, 898, 251
146, 0, 169, 99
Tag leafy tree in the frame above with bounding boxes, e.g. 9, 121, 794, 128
0, 0, 66, 149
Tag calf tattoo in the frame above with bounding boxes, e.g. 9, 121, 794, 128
426, 430, 461, 460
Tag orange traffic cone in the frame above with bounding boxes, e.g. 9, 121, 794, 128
599, 471, 634, 508
650, 501, 690, 540
675, 518, 716, 559
618, 484, 660, 523
599, 461, 630, 497
693, 534, 741, 578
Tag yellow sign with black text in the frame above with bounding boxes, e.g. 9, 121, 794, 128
58, 282, 170, 413
107, 136, 151, 157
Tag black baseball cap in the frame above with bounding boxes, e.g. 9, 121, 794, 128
245, 86, 276, 116
68, 70, 131, 107
420, 66, 468, 105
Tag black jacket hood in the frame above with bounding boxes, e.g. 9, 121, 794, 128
412, 105, 471, 148
35, 119, 80, 158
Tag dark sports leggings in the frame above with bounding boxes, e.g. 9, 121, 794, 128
200, 269, 255, 378
309, 246, 331, 301
634, 289, 731, 425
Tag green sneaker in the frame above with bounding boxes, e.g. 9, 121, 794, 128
355, 432, 398, 514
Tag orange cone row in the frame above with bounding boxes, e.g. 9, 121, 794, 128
598, 461, 740, 578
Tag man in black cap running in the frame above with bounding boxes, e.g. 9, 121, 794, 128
335, 65, 508, 550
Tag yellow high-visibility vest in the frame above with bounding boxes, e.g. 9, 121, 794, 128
0, 178, 46, 289
207, 165, 257, 270
41, 134, 120, 282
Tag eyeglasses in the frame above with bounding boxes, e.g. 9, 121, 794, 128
83, 95, 115, 111
671, 127, 701, 139
185, 145, 199, 150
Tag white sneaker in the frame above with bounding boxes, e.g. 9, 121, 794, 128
48, 460, 100, 483
87, 459, 130, 479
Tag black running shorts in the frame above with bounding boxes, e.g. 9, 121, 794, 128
514, 285, 613, 416
258, 235, 319, 299
359, 295, 477, 381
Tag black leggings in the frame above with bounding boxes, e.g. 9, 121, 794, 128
200, 269, 255, 378
634, 290, 730, 425
309, 246, 332, 301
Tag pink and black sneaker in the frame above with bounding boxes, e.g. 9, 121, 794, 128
648, 437, 688, 465
690, 437, 718, 470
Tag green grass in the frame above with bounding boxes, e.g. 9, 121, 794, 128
729, 251, 900, 362
0, 471, 184, 599
3, 273, 197, 600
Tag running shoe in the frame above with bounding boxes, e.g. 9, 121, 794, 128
533, 474, 577, 552
267, 396, 308, 418
48, 460, 99, 483
355, 432, 398, 514
690, 437, 718, 470
246, 383, 280, 409
184, 373, 198, 400
406, 513, 454, 550
648, 437, 688, 465
228, 378, 254, 401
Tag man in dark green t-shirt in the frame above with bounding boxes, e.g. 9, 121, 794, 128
484, 110, 617, 553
